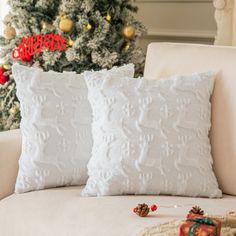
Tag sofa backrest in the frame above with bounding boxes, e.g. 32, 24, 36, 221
144, 43, 236, 196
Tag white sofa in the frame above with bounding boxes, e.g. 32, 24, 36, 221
0, 43, 236, 236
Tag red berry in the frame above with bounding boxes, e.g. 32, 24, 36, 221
151, 204, 158, 212
133, 208, 137, 213
0, 67, 9, 85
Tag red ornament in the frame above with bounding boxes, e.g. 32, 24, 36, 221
133, 208, 137, 213
151, 204, 158, 212
0, 67, 9, 85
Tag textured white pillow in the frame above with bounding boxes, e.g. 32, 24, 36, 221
12, 63, 134, 193
82, 71, 222, 198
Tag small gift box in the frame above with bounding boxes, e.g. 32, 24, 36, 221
179, 214, 221, 236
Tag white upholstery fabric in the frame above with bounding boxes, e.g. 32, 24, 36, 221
1, 43, 236, 236
0, 129, 21, 200
83, 71, 221, 198
0, 186, 235, 236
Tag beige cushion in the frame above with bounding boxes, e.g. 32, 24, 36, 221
0, 186, 235, 236
0, 129, 21, 200
144, 43, 236, 196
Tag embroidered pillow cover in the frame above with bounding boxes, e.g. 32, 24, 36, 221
12, 63, 134, 193
82, 71, 222, 198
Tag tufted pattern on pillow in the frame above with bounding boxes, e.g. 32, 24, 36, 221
12, 63, 134, 193
82, 71, 222, 198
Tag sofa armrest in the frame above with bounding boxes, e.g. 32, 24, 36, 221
0, 129, 21, 200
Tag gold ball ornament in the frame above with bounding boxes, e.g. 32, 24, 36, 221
86, 23, 92, 31
123, 25, 136, 39
4, 26, 16, 40
106, 14, 112, 22
68, 38, 75, 47
3, 64, 10, 70
59, 16, 74, 33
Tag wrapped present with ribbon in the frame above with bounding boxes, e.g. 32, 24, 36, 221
179, 214, 221, 236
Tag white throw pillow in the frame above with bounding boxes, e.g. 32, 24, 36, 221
82, 71, 222, 198
12, 63, 134, 193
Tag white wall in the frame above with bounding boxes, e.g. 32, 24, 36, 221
134, 0, 217, 51
0, 0, 10, 35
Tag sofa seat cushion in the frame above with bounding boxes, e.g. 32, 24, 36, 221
0, 187, 235, 236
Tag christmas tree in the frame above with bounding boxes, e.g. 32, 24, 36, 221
0, 0, 146, 131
